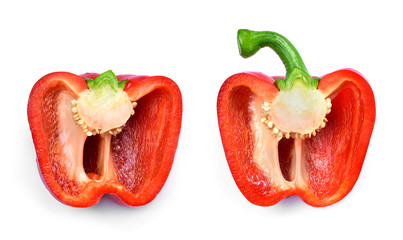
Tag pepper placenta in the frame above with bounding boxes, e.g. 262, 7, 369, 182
217, 30, 375, 207
28, 70, 182, 207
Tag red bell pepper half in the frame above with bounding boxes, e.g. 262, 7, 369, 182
28, 70, 182, 207
217, 30, 375, 207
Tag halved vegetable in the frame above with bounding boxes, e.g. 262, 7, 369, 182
217, 30, 375, 207
28, 70, 182, 207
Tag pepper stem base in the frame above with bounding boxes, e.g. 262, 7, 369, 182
71, 97, 137, 137
260, 84, 332, 141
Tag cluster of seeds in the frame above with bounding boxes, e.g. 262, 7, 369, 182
71, 99, 137, 137
260, 98, 332, 141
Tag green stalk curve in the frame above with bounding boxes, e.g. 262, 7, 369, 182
237, 29, 318, 90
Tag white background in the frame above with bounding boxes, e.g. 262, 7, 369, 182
1, 0, 402, 239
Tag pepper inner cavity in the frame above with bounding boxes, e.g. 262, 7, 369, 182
260, 88, 332, 141
71, 90, 137, 136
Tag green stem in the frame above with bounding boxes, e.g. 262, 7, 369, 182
237, 29, 318, 90
85, 70, 128, 93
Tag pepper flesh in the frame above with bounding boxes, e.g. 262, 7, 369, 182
217, 30, 375, 207
28, 71, 182, 207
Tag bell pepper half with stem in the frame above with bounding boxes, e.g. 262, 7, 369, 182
217, 30, 375, 207
28, 70, 182, 207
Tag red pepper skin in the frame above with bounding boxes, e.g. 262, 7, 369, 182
28, 72, 182, 207
217, 69, 375, 207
